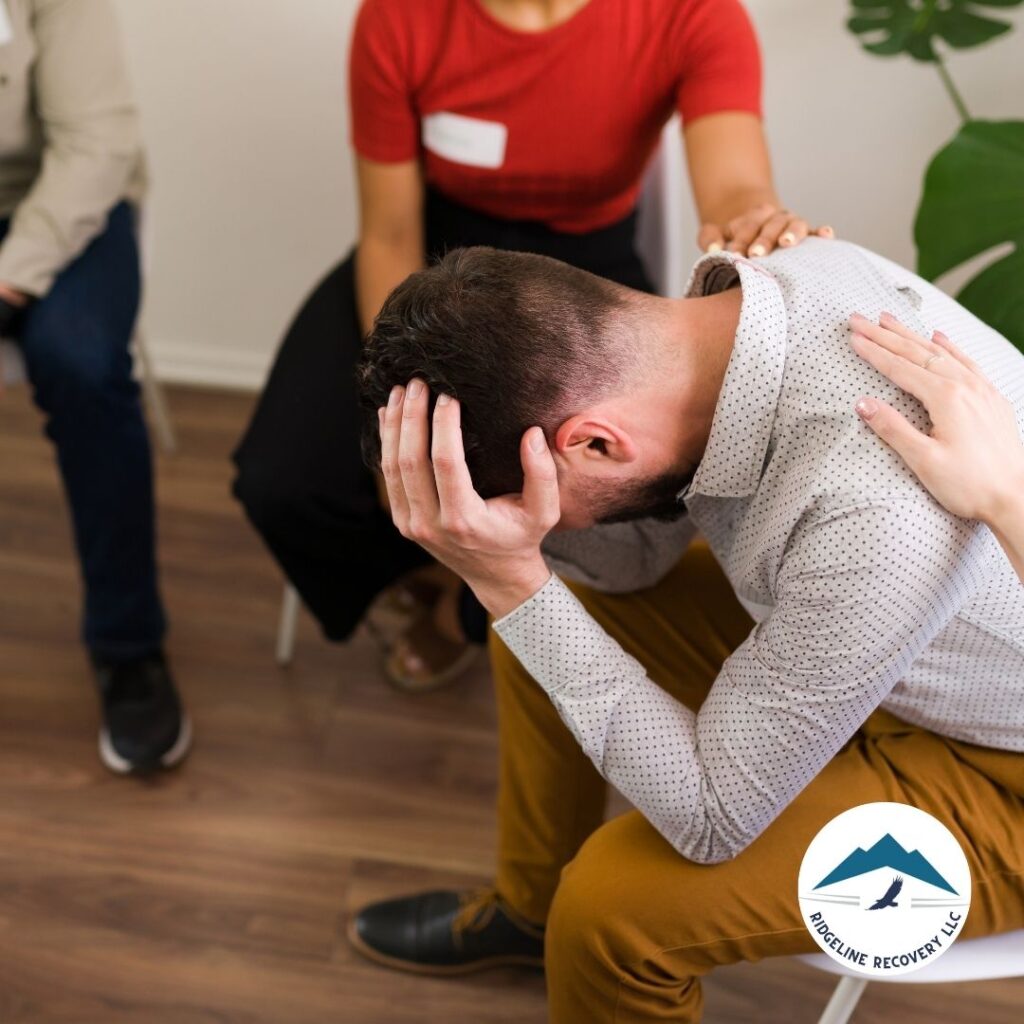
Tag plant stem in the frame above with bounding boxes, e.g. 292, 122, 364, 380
935, 56, 971, 123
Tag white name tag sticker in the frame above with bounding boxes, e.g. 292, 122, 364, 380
0, 2, 13, 46
422, 112, 507, 169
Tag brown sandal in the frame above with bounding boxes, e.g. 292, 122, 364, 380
384, 612, 480, 693
364, 578, 441, 651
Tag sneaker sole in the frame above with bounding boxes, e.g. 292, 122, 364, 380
98, 715, 193, 775
345, 916, 544, 976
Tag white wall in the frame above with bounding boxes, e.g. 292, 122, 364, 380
116, 0, 360, 389
114, 1, 1024, 390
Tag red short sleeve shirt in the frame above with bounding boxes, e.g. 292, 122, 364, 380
349, 0, 762, 233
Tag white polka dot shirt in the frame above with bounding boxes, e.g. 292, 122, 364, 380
493, 238, 1024, 865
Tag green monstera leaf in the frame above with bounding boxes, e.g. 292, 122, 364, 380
848, 0, 1023, 62
915, 120, 1024, 351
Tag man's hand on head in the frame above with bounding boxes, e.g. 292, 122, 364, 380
378, 378, 557, 619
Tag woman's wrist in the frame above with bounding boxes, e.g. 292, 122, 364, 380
981, 461, 1024, 532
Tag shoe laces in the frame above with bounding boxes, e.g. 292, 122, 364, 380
452, 887, 501, 936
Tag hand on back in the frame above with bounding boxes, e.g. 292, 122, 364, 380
850, 312, 1024, 525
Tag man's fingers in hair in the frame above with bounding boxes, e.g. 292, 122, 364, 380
520, 427, 560, 532
855, 396, 933, 473
380, 387, 411, 530
432, 395, 479, 533
397, 378, 439, 536
698, 223, 726, 254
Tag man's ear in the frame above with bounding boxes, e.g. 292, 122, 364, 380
555, 413, 638, 465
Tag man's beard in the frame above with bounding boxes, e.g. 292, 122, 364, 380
589, 466, 697, 525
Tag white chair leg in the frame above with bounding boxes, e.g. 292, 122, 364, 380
0, 339, 26, 387
815, 976, 869, 1024
276, 584, 301, 666
135, 327, 177, 454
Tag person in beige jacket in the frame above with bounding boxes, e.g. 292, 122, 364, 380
0, 0, 189, 774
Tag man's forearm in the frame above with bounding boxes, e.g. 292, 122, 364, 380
492, 574, 738, 865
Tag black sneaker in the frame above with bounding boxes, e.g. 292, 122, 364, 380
90, 650, 192, 774
348, 888, 544, 975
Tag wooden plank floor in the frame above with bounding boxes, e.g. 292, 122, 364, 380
1, 384, 1021, 1023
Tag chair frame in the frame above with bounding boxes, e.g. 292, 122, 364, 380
816, 976, 869, 1024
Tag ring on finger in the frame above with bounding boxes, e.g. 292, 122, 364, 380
923, 353, 945, 371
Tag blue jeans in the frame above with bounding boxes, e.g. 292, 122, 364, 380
6, 201, 166, 659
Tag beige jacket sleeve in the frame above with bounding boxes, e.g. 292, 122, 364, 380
0, 0, 143, 297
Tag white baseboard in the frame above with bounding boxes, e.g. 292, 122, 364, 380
146, 339, 271, 392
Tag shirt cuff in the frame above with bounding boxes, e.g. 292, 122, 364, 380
492, 573, 567, 659
492, 574, 647, 706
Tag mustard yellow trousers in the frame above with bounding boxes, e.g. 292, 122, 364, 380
489, 541, 1024, 1023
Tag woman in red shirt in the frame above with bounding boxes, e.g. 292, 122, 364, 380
233, 0, 830, 691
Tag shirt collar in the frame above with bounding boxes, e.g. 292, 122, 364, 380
680, 253, 788, 501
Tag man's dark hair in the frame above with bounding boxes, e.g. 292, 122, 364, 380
357, 246, 632, 498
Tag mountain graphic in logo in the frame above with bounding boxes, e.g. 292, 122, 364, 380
813, 833, 957, 894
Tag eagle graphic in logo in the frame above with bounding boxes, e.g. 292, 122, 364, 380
867, 875, 903, 910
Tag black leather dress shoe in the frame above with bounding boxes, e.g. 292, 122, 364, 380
348, 888, 545, 975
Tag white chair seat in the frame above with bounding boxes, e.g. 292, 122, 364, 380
799, 927, 1024, 984
802, 929, 1024, 1024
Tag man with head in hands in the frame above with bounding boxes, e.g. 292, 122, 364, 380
349, 237, 1024, 1023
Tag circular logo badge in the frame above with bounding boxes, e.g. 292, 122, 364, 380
798, 802, 971, 977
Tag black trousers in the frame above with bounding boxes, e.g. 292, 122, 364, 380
232, 190, 654, 643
